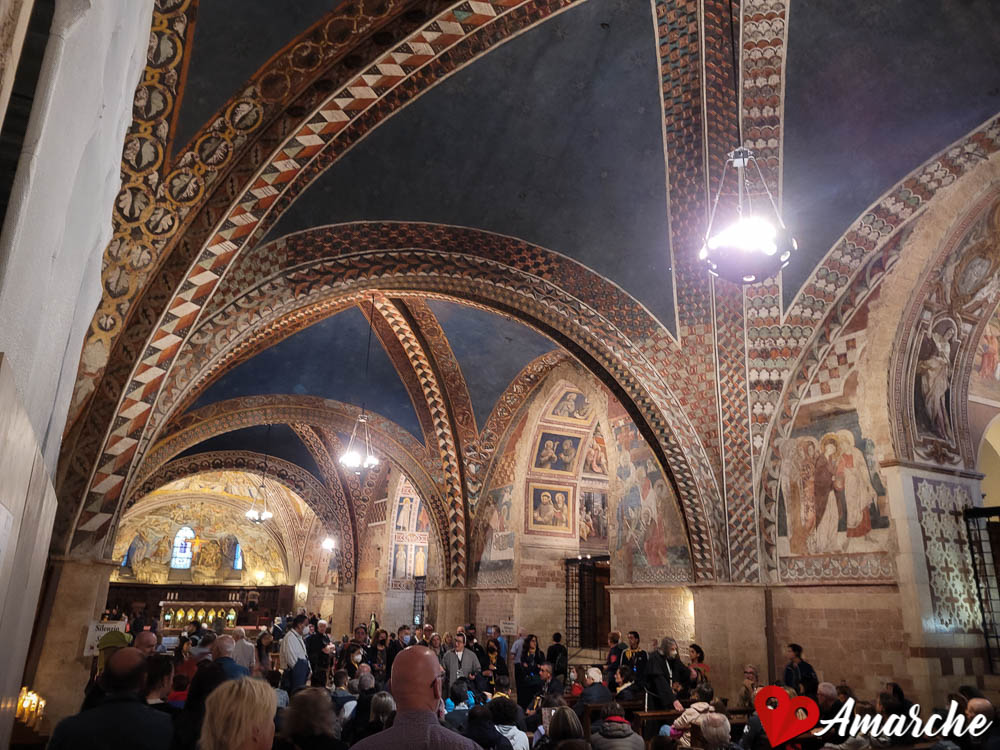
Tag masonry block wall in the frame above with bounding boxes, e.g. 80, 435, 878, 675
517, 556, 567, 642
692, 586, 767, 705
469, 588, 517, 633
770, 585, 913, 703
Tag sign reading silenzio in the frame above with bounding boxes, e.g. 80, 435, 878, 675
83, 620, 128, 656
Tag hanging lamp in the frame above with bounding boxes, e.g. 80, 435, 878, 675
246, 423, 274, 524
698, 0, 796, 285
339, 294, 380, 474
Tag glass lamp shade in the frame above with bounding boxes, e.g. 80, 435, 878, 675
700, 215, 797, 284
363, 453, 380, 469
339, 449, 362, 469
321, 537, 336, 551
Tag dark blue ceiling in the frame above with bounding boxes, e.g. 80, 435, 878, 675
425, 300, 557, 430
189, 306, 424, 440
781, 0, 1000, 307
265, 0, 676, 333
173, 0, 340, 151
177, 423, 323, 482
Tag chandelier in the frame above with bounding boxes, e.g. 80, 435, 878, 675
339, 294, 380, 474
321, 537, 336, 551
246, 424, 274, 524
697, 0, 796, 285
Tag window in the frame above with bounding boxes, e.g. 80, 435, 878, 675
121, 536, 139, 568
233, 541, 243, 571
170, 526, 195, 569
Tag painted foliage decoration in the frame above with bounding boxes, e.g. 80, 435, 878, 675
611, 419, 691, 584
775, 412, 892, 573
389, 480, 430, 587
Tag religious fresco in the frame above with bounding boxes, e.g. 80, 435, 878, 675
610, 419, 691, 584
155, 470, 311, 517
533, 432, 583, 474
472, 484, 516, 585
112, 499, 287, 585
971, 316, 1000, 403
579, 488, 609, 552
775, 411, 892, 567
526, 482, 575, 536
388, 481, 430, 586
583, 426, 608, 475
549, 389, 595, 424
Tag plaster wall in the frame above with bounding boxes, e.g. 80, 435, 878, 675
0, 354, 57, 747
0, 0, 153, 472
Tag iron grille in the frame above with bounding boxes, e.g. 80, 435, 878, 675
565, 556, 610, 649
565, 561, 580, 648
965, 507, 1000, 673
412, 576, 426, 626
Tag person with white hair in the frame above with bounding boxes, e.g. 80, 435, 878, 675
574, 666, 613, 719
700, 712, 735, 750
212, 634, 251, 680
817, 682, 846, 743
231, 627, 256, 673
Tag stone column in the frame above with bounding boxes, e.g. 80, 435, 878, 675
27, 556, 115, 729
691, 585, 767, 704
880, 463, 988, 707
425, 586, 468, 634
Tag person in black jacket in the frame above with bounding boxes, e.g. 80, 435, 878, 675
574, 667, 613, 719
527, 663, 565, 730
386, 624, 409, 679
613, 665, 643, 703
620, 631, 648, 687
546, 632, 569, 684
49, 648, 172, 750
646, 637, 687, 711
470, 703, 514, 750
515, 634, 543, 709
783, 643, 818, 699
479, 638, 509, 694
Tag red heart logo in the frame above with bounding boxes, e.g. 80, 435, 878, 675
754, 685, 820, 747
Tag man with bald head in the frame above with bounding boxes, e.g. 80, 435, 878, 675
50, 648, 172, 749
211, 634, 251, 680
964, 698, 1000, 750
352, 645, 479, 749
134, 630, 157, 657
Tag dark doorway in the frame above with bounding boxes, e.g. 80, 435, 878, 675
565, 556, 611, 649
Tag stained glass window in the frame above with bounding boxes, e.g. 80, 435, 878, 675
170, 526, 195, 569
233, 542, 243, 571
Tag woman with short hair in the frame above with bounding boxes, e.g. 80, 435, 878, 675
199, 677, 276, 750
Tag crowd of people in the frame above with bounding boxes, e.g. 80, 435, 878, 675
48, 617, 1000, 750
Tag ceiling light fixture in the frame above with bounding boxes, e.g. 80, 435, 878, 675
339, 294, 380, 474
321, 537, 336, 551
246, 423, 274, 524
698, 0, 796, 285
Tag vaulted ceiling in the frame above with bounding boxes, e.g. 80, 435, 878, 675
57, 0, 1000, 587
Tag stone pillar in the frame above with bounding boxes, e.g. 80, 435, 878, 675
880, 463, 988, 707
425, 586, 468, 633
0, 0, 34, 134
28, 556, 115, 729
608, 585, 695, 653
691, 585, 767, 705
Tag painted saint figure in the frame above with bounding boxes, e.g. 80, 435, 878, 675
917, 325, 956, 441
